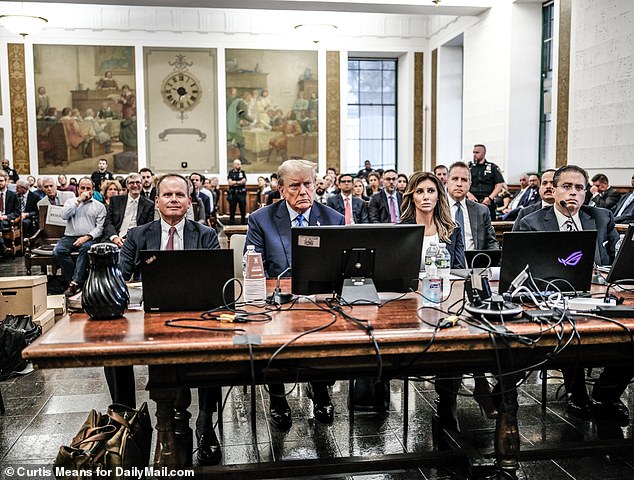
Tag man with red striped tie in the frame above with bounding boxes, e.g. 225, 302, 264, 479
327, 173, 369, 224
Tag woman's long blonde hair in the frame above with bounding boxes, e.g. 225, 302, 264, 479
400, 171, 456, 244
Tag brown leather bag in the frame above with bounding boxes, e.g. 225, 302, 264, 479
54, 402, 152, 479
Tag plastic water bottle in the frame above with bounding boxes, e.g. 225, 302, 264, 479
435, 243, 451, 299
422, 263, 442, 306
424, 242, 438, 276
243, 245, 266, 302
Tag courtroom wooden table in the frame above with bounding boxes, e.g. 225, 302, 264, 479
23, 280, 634, 479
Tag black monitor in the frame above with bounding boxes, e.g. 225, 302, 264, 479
606, 224, 634, 285
291, 224, 424, 303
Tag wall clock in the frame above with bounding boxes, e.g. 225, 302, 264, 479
161, 54, 202, 120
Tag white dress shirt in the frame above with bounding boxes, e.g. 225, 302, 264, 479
160, 217, 185, 250
118, 195, 140, 238
448, 197, 474, 250
554, 207, 582, 231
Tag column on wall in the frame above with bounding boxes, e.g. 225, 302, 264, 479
8, 43, 30, 174
413, 52, 424, 172
326, 51, 340, 174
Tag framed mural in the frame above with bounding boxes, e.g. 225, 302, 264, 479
144, 47, 218, 174
33, 44, 137, 175
226, 49, 318, 174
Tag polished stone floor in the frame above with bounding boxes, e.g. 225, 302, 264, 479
2, 255, 634, 479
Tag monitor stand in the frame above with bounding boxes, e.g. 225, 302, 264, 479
341, 278, 380, 305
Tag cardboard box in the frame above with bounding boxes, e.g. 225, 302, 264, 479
47, 294, 67, 318
33, 308, 55, 334
0, 276, 47, 318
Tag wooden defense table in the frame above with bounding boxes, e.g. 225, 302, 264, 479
23, 281, 634, 479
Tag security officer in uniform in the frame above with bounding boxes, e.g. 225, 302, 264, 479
227, 158, 247, 224
467, 143, 505, 218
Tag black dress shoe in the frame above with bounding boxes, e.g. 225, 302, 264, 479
566, 395, 592, 418
307, 384, 334, 424
196, 430, 222, 466
269, 398, 292, 431
592, 399, 630, 426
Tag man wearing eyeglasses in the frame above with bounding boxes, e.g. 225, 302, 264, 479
102, 173, 154, 247
515, 165, 630, 424
327, 173, 369, 224
245, 159, 344, 431
368, 169, 403, 223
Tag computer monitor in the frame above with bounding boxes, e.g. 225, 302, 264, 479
606, 224, 634, 285
291, 224, 424, 303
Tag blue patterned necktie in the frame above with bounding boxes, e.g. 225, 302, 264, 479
455, 202, 465, 244
296, 214, 305, 227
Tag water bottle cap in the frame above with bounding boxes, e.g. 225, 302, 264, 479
246, 244, 255, 251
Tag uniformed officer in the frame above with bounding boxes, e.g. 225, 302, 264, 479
467, 144, 505, 218
227, 159, 247, 224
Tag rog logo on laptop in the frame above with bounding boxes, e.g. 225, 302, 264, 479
558, 250, 583, 267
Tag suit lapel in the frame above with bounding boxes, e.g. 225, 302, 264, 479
465, 201, 478, 247
274, 202, 292, 265
579, 209, 596, 231
543, 208, 559, 231
182, 220, 199, 249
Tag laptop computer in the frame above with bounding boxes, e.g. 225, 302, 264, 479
606, 224, 634, 285
498, 231, 597, 294
140, 249, 234, 312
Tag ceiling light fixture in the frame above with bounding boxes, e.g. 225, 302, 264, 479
0, 14, 48, 36
294, 23, 338, 44
432, 0, 441, 5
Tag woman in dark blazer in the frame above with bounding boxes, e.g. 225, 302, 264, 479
399, 171, 466, 269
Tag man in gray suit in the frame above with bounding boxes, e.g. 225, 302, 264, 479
446, 161, 499, 251
513, 169, 556, 228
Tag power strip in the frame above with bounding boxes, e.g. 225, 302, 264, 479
566, 297, 615, 312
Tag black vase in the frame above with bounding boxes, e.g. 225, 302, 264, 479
82, 243, 129, 320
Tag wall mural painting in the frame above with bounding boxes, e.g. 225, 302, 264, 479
33, 44, 138, 175
226, 49, 318, 174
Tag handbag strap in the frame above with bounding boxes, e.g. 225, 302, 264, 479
71, 425, 117, 448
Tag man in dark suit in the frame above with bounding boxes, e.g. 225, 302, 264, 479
368, 169, 403, 223
0, 172, 21, 255
327, 173, 369, 224
612, 172, 634, 224
102, 173, 154, 246
2, 159, 19, 183
139, 167, 156, 201
246, 159, 344, 429
589, 173, 621, 211
116, 174, 222, 465
513, 169, 556, 229
15, 179, 41, 238
446, 161, 499, 251
516, 165, 632, 425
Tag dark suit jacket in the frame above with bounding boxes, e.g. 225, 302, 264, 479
512, 202, 548, 230
464, 199, 499, 250
327, 194, 369, 224
102, 194, 154, 241
613, 192, 634, 223
245, 200, 345, 277
141, 187, 156, 202
516, 205, 619, 266
401, 219, 466, 269
23, 191, 41, 219
1, 189, 19, 220
119, 219, 219, 280
368, 190, 403, 223
590, 186, 621, 210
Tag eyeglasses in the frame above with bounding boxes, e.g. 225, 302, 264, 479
286, 181, 315, 192
383, 177, 397, 182
557, 183, 586, 192
339, 179, 353, 183
127, 180, 142, 185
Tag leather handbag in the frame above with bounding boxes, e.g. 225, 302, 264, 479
0, 314, 42, 380
55, 402, 152, 479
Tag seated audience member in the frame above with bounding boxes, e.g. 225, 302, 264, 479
396, 173, 408, 194
1, 159, 19, 183
515, 165, 631, 424
115, 174, 222, 465
37, 176, 75, 207
494, 184, 512, 218
327, 173, 369, 224
353, 178, 370, 201
501, 173, 540, 220
139, 167, 156, 201
613, 172, 634, 223
15, 179, 40, 238
369, 169, 402, 223
357, 160, 373, 181
0, 172, 20, 255
246, 159, 344, 430
513, 169, 556, 228
589, 173, 621, 210
446, 161, 499, 251
33, 178, 46, 200
91, 158, 115, 192
53, 177, 106, 297
313, 178, 331, 204
189, 172, 212, 222
102, 173, 154, 247
265, 178, 281, 205
433, 165, 448, 187
101, 179, 122, 207
27, 175, 37, 192
365, 171, 382, 198
57, 174, 76, 195
399, 171, 466, 430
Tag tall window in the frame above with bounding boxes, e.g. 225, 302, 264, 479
347, 58, 397, 173
539, 1, 554, 169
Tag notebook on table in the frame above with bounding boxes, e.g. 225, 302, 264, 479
140, 249, 234, 312
498, 230, 597, 294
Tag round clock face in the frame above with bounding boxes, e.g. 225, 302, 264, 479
161, 72, 202, 112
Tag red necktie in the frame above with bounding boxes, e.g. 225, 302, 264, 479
0, 191, 4, 213
344, 197, 352, 225
165, 226, 176, 250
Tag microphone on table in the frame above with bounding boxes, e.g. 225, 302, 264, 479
559, 201, 607, 285
266, 267, 294, 305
